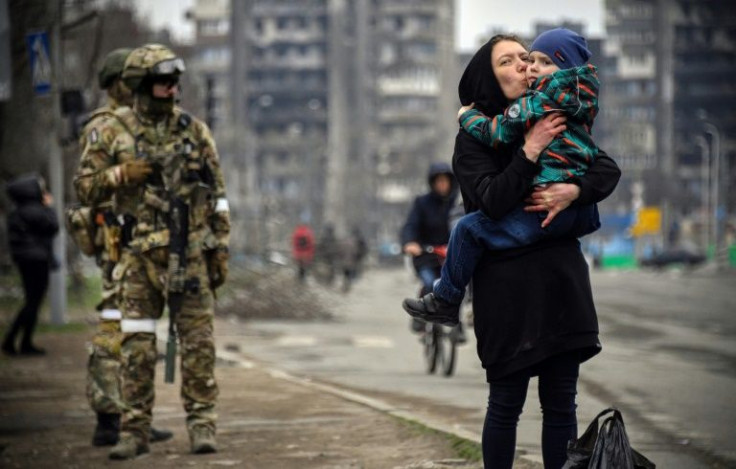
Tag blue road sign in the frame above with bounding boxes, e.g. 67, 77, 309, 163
26, 31, 52, 96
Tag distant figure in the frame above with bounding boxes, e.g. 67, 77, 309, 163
314, 224, 339, 285
2, 173, 59, 356
291, 223, 316, 283
339, 226, 368, 292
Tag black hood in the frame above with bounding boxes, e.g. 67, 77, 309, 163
427, 161, 453, 186
458, 38, 508, 117
427, 161, 458, 202
6, 173, 43, 205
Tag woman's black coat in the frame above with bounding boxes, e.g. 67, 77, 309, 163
6, 175, 59, 265
453, 37, 621, 381
453, 130, 621, 380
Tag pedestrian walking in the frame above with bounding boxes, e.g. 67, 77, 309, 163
314, 223, 339, 285
2, 173, 59, 356
338, 226, 368, 292
75, 43, 231, 460
291, 223, 315, 283
71, 47, 172, 448
450, 34, 621, 468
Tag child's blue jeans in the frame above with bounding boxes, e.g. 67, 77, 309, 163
434, 202, 600, 304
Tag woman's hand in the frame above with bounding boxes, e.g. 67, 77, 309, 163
403, 242, 422, 257
522, 113, 566, 162
458, 103, 475, 119
524, 183, 580, 228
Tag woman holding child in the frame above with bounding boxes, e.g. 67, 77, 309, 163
451, 31, 620, 468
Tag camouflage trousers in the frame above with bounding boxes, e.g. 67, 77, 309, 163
86, 260, 125, 415
87, 320, 124, 414
115, 248, 218, 443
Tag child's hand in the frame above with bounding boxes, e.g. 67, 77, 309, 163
457, 103, 475, 119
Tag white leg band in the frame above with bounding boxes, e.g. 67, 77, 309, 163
215, 198, 230, 213
100, 309, 122, 321
120, 319, 158, 333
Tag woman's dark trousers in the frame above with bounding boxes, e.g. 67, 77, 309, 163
482, 352, 580, 469
2, 259, 50, 352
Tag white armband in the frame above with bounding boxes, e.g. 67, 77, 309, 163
215, 198, 230, 213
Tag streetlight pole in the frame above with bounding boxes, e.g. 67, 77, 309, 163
703, 121, 722, 264
695, 135, 710, 252
48, 0, 66, 325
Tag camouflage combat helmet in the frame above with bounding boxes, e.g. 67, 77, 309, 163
121, 43, 185, 92
98, 48, 134, 90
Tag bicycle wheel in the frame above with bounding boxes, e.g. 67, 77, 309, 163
441, 326, 457, 377
424, 323, 440, 374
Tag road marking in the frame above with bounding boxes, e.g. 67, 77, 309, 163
352, 336, 394, 348
276, 336, 317, 347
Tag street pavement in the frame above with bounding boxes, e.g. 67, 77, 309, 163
222, 264, 736, 468
0, 323, 487, 468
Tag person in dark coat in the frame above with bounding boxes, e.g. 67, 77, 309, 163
338, 226, 369, 293
400, 162, 461, 334
2, 173, 59, 355
452, 35, 621, 468
314, 223, 340, 285
400, 162, 457, 293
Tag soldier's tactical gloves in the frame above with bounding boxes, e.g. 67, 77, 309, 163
107, 160, 153, 186
207, 248, 229, 290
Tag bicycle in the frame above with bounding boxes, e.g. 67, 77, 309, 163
410, 245, 465, 377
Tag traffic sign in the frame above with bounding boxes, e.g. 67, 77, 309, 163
629, 206, 662, 237
26, 31, 52, 96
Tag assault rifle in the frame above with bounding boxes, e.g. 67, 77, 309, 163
165, 196, 189, 383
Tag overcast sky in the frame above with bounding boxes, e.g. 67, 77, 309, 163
132, 0, 604, 52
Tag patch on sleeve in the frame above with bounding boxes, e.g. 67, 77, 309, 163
507, 103, 521, 119
89, 128, 99, 144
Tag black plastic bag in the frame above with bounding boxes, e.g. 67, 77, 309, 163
562, 408, 656, 469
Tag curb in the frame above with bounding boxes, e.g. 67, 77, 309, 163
217, 348, 543, 468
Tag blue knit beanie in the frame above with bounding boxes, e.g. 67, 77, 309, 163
530, 28, 592, 69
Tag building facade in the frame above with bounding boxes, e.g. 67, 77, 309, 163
602, 0, 735, 249
219, 0, 456, 253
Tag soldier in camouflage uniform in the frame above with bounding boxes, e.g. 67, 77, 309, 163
74, 44, 230, 460
75, 48, 173, 448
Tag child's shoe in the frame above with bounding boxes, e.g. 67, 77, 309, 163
403, 293, 459, 327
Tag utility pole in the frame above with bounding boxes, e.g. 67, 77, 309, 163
324, 0, 349, 235
655, 0, 675, 248
695, 135, 710, 251
48, 0, 66, 324
703, 121, 722, 265
229, 0, 261, 254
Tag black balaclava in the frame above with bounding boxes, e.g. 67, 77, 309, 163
458, 38, 509, 117
137, 76, 178, 119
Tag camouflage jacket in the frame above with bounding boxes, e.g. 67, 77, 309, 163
74, 106, 230, 256
459, 64, 600, 185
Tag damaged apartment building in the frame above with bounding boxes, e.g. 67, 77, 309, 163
189, 0, 456, 253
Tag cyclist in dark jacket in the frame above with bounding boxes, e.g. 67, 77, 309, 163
2, 173, 59, 355
401, 163, 466, 337
400, 162, 457, 293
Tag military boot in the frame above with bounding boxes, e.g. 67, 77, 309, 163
109, 433, 149, 460
150, 426, 174, 443
190, 426, 217, 454
92, 412, 120, 446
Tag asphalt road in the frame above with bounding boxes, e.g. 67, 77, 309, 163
220, 265, 736, 468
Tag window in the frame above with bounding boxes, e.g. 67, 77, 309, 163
200, 19, 229, 36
